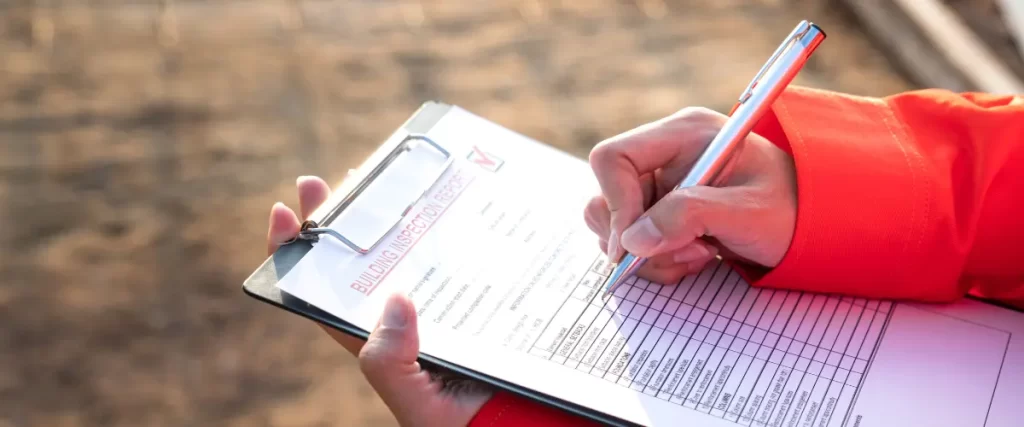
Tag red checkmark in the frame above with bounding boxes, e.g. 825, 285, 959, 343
470, 146, 496, 168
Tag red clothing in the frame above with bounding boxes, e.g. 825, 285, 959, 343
468, 86, 1024, 426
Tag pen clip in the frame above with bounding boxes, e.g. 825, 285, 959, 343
739, 20, 813, 104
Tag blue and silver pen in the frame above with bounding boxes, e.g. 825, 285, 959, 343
601, 20, 826, 299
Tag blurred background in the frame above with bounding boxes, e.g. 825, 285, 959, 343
0, 0, 1018, 426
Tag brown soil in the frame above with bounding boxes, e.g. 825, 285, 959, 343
0, 1, 910, 426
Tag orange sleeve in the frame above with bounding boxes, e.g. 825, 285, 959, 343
467, 391, 601, 427
740, 86, 1024, 308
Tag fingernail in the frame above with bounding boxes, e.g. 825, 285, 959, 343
269, 201, 287, 223
269, 202, 292, 242
296, 175, 315, 186
381, 296, 407, 329
673, 243, 711, 264
621, 216, 662, 253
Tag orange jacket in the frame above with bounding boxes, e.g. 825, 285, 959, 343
466, 86, 1024, 426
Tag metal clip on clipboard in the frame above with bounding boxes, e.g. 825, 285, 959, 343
246, 102, 636, 427
286, 133, 454, 254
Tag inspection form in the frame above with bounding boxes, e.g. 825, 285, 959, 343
275, 106, 1024, 427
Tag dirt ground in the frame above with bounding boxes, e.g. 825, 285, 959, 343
0, 1, 912, 426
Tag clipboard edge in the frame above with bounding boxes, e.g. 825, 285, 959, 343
241, 281, 637, 427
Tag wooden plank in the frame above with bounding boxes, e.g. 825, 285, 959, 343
838, 0, 1024, 93
893, 0, 1024, 93
997, 0, 1024, 62
835, 0, 973, 91
941, 0, 1024, 80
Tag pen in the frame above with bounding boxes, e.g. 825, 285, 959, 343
601, 20, 826, 299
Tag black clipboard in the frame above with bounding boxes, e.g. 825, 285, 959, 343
242, 101, 637, 427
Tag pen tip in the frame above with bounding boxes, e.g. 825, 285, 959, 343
600, 254, 646, 301
598, 273, 617, 302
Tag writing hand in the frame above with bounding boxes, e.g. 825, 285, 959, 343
266, 176, 492, 426
585, 107, 797, 285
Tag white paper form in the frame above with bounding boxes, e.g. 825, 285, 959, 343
275, 106, 1024, 427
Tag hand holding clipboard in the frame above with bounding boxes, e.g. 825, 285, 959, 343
265, 175, 496, 427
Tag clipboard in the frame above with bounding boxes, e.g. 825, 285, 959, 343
242, 101, 635, 427
243, 101, 1024, 427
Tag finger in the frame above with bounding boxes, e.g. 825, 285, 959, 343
266, 202, 301, 256
703, 236, 743, 261
620, 185, 757, 257
584, 196, 611, 239
636, 260, 696, 286
584, 211, 599, 237
297, 175, 332, 220
589, 107, 726, 260
646, 239, 718, 268
640, 171, 660, 207
638, 252, 718, 285
684, 256, 716, 276
359, 293, 433, 421
584, 176, 657, 260
669, 240, 719, 265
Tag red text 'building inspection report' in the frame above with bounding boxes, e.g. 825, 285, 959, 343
275, 107, 1024, 427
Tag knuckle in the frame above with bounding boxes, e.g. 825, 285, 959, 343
357, 340, 389, 375
585, 195, 608, 215
667, 107, 728, 141
670, 106, 723, 124
669, 187, 709, 213
588, 139, 620, 167
664, 188, 712, 236
358, 357, 379, 378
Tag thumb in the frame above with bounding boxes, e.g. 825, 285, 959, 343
620, 186, 751, 257
359, 293, 428, 411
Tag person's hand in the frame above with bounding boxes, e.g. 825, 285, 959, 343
266, 176, 492, 426
585, 106, 797, 285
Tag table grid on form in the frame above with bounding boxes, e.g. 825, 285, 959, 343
529, 257, 892, 427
